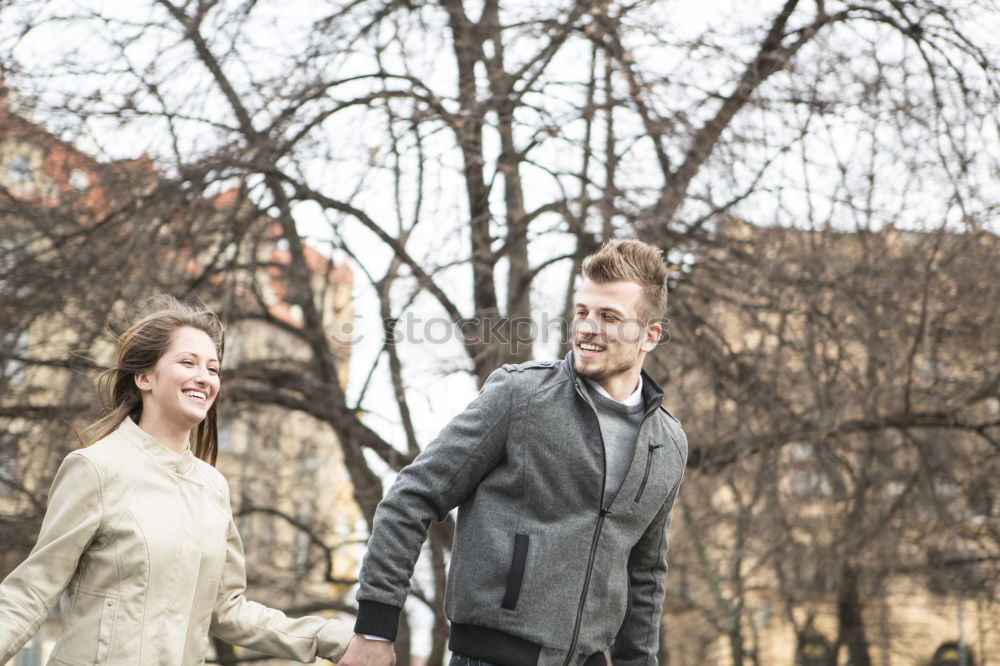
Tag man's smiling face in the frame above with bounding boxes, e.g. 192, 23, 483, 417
572, 279, 660, 395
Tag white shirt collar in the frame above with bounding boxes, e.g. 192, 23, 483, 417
584, 376, 644, 407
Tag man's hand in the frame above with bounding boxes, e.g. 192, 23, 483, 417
338, 634, 396, 666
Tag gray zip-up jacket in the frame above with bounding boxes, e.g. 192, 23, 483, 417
355, 354, 687, 666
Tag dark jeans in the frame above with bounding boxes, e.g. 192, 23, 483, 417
450, 652, 607, 666
450, 654, 499, 666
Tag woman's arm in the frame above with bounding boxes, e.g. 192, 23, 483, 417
0, 453, 103, 662
210, 484, 353, 662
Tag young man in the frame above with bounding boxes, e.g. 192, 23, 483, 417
343, 240, 688, 666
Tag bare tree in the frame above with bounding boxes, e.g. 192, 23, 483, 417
1, 1, 998, 664
663, 222, 1000, 665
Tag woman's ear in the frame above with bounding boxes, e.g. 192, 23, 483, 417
134, 372, 151, 392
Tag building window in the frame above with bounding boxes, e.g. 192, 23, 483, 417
931, 641, 976, 666
1, 330, 29, 384
219, 422, 233, 453
788, 442, 831, 497
69, 168, 90, 191
797, 634, 832, 666
0, 432, 17, 498
7, 154, 31, 182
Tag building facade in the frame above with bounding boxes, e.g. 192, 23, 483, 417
0, 90, 361, 665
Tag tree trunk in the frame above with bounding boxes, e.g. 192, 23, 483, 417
397, 611, 413, 666
836, 564, 872, 666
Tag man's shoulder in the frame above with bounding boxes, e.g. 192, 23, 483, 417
494, 358, 572, 401
656, 404, 683, 428
500, 358, 562, 373
655, 404, 688, 461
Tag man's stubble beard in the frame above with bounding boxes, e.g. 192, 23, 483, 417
574, 354, 635, 384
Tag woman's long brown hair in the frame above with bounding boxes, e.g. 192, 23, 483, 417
79, 295, 225, 465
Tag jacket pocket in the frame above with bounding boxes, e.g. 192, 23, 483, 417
633, 445, 663, 503
95, 597, 116, 663
501, 533, 530, 610
53, 591, 116, 665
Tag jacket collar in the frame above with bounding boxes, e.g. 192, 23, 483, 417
562, 350, 664, 413
116, 416, 196, 475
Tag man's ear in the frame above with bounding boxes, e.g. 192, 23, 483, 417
134, 372, 152, 392
641, 321, 662, 353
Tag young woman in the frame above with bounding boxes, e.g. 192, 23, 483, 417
0, 296, 352, 664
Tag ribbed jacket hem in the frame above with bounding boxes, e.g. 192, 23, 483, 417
354, 600, 402, 640
449, 623, 542, 666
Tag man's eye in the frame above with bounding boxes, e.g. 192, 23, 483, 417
602, 313, 618, 322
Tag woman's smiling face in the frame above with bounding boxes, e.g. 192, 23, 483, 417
135, 326, 221, 431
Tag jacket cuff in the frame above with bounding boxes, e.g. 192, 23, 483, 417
354, 600, 401, 640
317, 617, 355, 662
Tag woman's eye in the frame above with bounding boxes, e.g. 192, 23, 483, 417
208, 367, 220, 375
181, 359, 194, 366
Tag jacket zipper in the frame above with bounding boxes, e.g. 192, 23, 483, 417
633, 444, 663, 503
564, 383, 662, 665
563, 507, 608, 666
564, 385, 611, 665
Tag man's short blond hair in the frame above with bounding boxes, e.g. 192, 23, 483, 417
581, 239, 669, 321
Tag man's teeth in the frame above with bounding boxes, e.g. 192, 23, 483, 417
183, 390, 207, 400
579, 343, 604, 352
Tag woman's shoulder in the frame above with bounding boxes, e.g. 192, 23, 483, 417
74, 425, 142, 468
190, 457, 231, 504
192, 456, 227, 486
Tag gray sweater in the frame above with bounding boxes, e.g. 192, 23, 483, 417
585, 383, 646, 499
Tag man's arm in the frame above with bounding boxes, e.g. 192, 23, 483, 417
610, 477, 683, 666
352, 368, 516, 639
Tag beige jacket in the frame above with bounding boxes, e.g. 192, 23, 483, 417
0, 418, 352, 665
